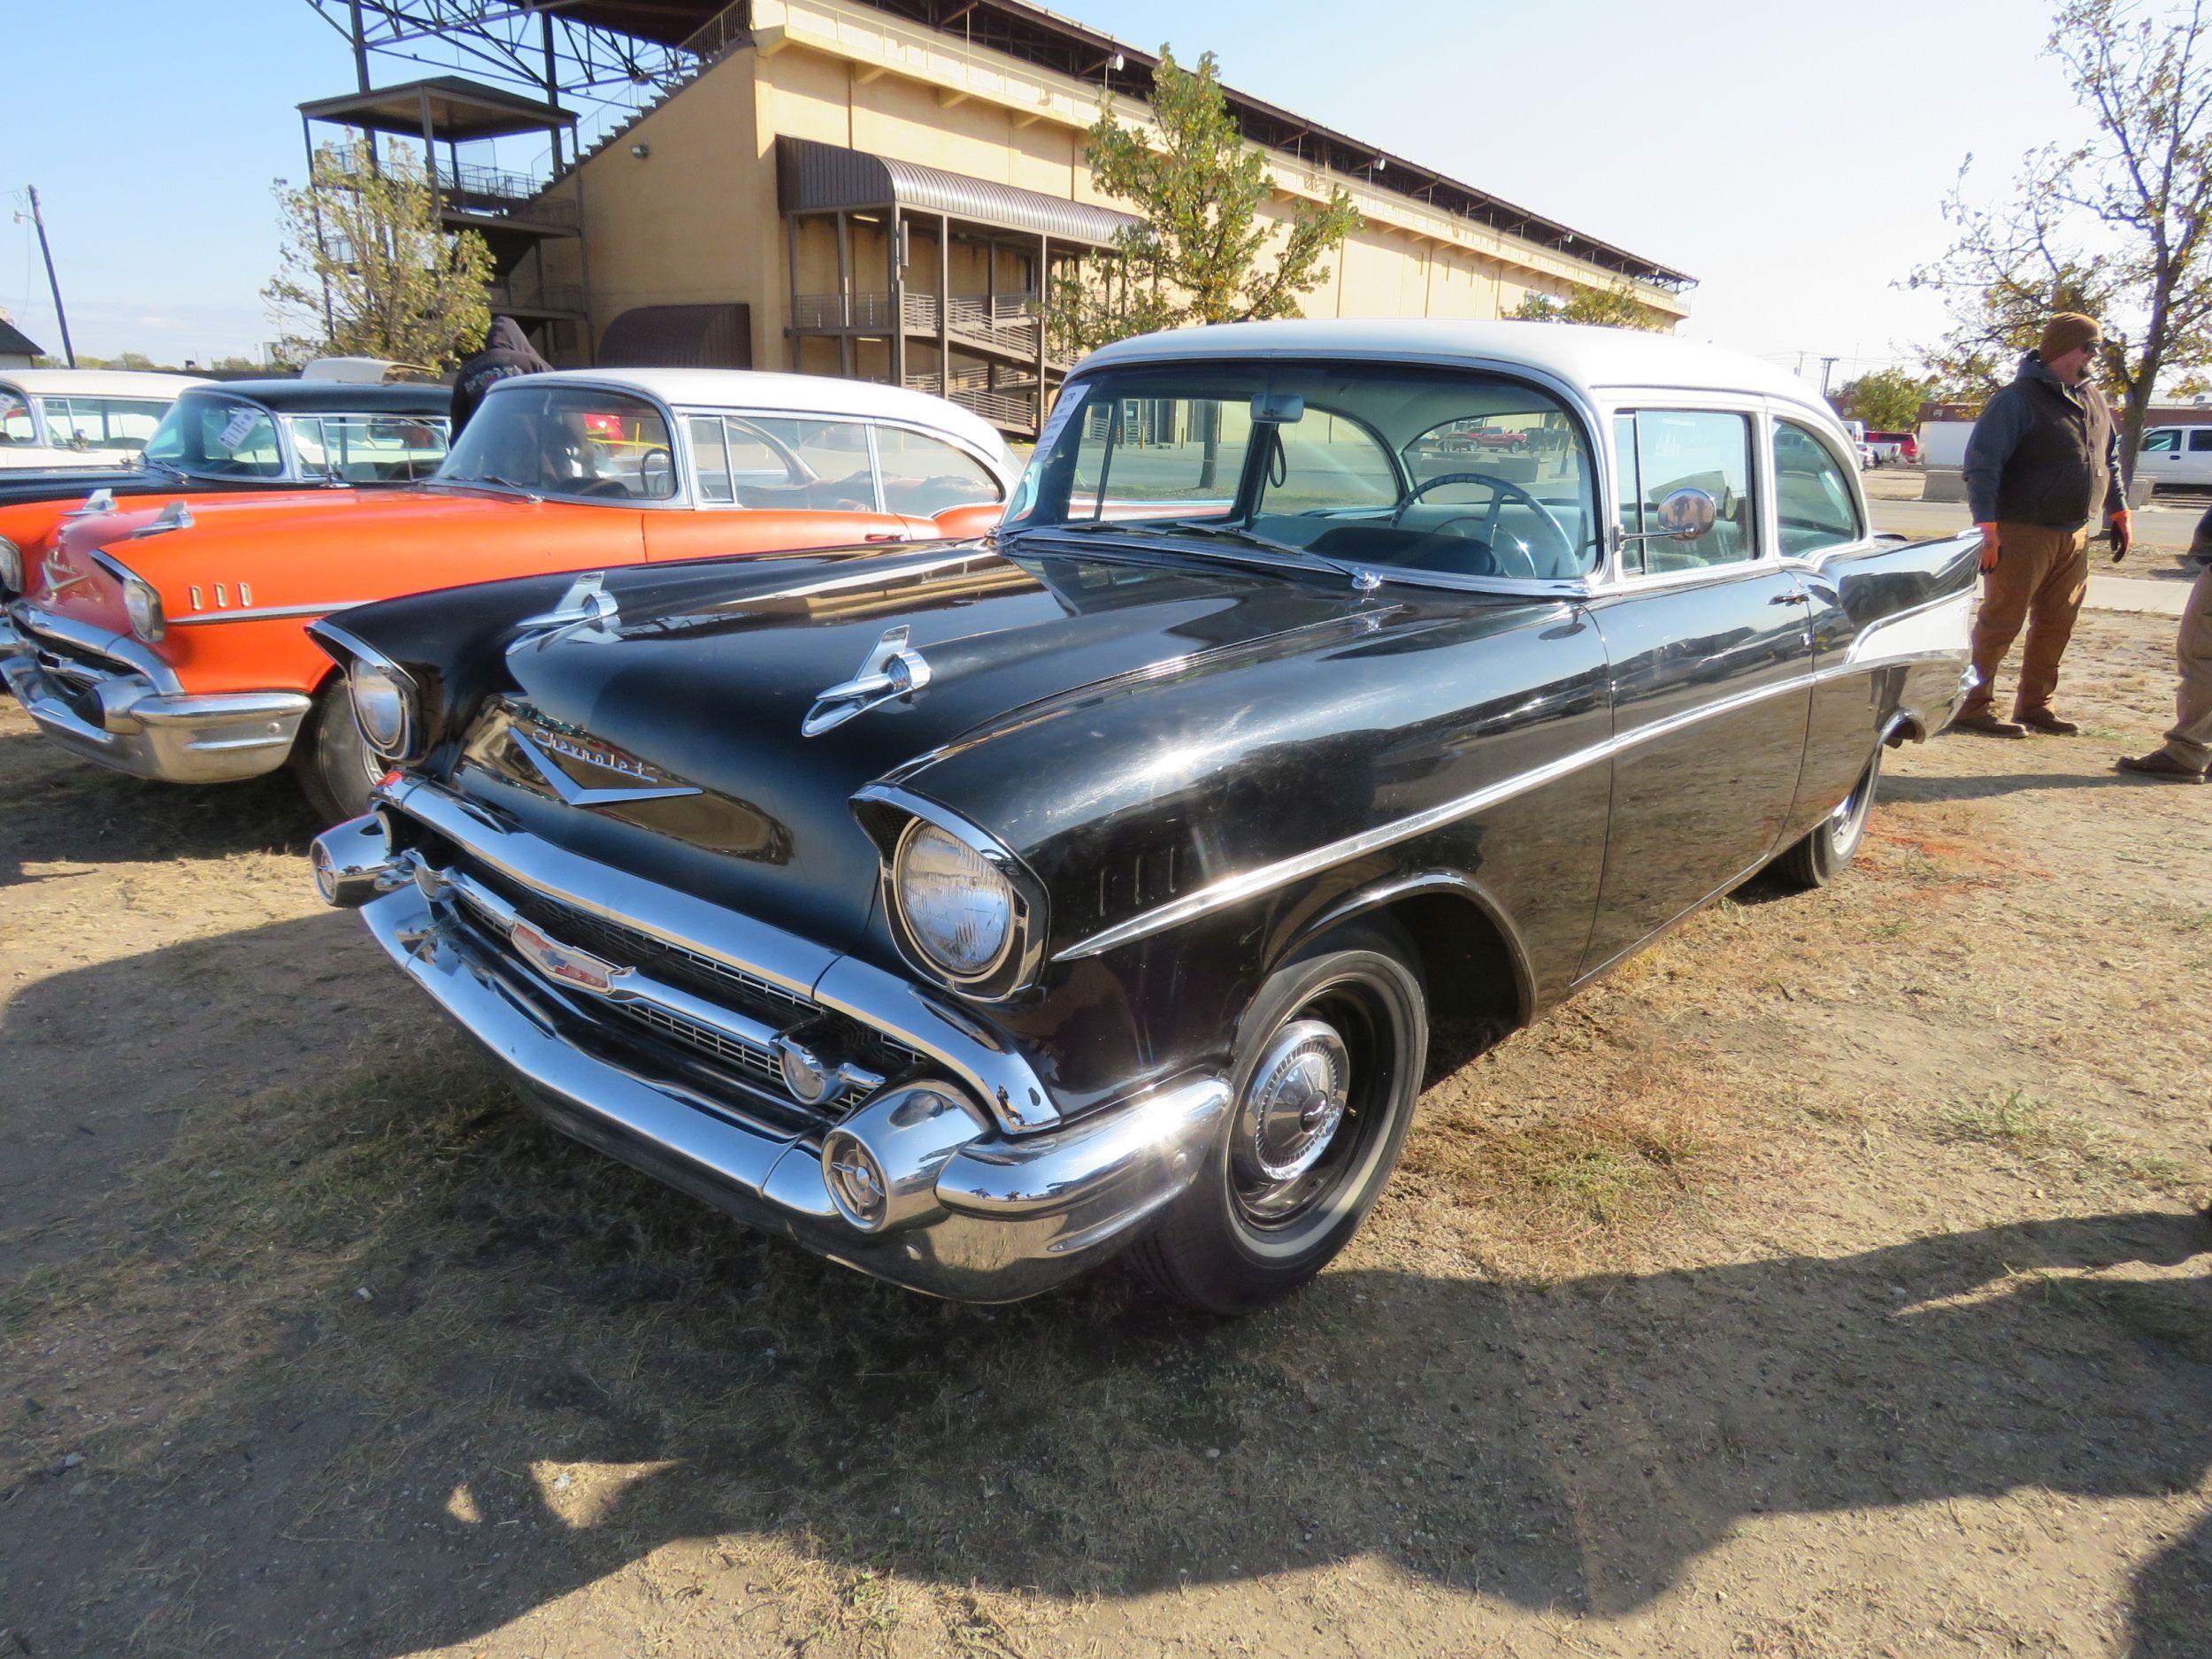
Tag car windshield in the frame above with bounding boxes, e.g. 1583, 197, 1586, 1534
35, 394, 170, 456
286, 411, 449, 482
1002, 360, 1601, 581
437, 384, 676, 501
142, 392, 286, 478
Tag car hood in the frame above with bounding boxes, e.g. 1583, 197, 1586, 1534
397, 540, 1402, 954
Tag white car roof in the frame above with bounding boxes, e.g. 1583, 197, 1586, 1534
0, 368, 211, 397
502, 368, 1019, 479
1079, 319, 1825, 414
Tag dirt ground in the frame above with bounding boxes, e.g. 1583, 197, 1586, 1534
2, 611, 2207, 1659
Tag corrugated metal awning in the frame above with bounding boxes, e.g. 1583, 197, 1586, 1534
776, 136, 1137, 249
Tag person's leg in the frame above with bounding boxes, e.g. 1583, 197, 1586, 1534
2014, 526, 2091, 724
1957, 523, 2047, 724
2158, 564, 2212, 769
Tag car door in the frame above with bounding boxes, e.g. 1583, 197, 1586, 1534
643, 410, 919, 564
1579, 404, 1814, 978
2185, 427, 2212, 487
2139, 428, 2184, 489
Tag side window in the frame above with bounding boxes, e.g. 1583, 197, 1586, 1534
291, 414, 449, 482
2191, 430, 2212, 454
0, 392, 34, 444
874, 426, 1002, 515
1771, 419, 1863, 557
1619, 409, 1757, 574
733, 416, 877, 511
2143, 429, 2180, 454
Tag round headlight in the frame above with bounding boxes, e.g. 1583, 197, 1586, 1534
349, 661, 415, 757
122, 575, 165, 642
894, 819, 1015, 980
0, 536, 21, 595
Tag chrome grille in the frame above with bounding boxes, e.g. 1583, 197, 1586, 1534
439, 859, 922, 1107
511, 890, 813, 1023
625, 1003, 782, 1079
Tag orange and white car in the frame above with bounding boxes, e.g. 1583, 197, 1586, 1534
0, 369, 1018, 817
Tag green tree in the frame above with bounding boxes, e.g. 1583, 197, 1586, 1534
1511, 280, 1673, 333
264, 137, 494, 371
1833, 366, 1937, 429
1051, 46, 1362, 355
1907, 0, 2212, 476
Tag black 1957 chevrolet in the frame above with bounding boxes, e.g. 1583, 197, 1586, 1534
306, 321, 1978, 1312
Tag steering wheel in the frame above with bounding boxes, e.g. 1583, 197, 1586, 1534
1389, 471, 1571, 579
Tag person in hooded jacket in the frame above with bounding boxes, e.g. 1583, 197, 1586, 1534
449, 316, 552, 435
1952, 312, 2133, 738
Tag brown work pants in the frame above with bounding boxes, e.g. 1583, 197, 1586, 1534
1960, 522, 2091, 721
2153, 563, 2212, 772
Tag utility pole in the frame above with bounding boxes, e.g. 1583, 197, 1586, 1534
1818, 355, 1841, 398
23, 186, 75, 367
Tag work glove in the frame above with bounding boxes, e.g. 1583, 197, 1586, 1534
1977, 522, 2001, 572
2108, 508, 2132, 562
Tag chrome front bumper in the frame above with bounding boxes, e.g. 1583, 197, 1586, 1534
0, 606, 310, 784
318, 801, 1230, 1302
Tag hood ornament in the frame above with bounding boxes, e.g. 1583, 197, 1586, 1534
129, 500, 194, 539
65, 488, 118, 519
517, 571, 617, 632
802, 626, 933, 736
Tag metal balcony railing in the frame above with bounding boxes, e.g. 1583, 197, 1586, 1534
315, 154, 578, 229
795, 291, 1064, 365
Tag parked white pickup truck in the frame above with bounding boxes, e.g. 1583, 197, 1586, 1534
2138, 425, 2212, 492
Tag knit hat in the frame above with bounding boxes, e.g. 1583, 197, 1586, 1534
2039, 312, 2102, 361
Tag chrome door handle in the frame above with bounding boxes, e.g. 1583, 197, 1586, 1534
1770, 590, 1809, 604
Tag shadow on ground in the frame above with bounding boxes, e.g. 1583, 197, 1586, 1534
5, 996, 2205, 1659
0, 734, 326, 886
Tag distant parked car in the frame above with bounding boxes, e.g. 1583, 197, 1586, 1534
1863, 430, 1919, 466
2137, 425, 2212, 492
0, 369, 1018, 819
0, 369, 208, 472
0, 379, 454, 534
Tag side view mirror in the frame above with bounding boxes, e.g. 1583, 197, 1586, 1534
1652, 487, 1717, 542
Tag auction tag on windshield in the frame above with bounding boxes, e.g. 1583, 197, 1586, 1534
1033, 380, 1087, 457
216, 407, 259, 449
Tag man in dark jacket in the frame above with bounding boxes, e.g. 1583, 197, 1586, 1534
449, 316, 551, 435
1951, 312, 2133, 737
2116, 504, 2212, 784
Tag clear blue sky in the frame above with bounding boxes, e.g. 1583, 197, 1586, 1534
3, 0, 2085, 382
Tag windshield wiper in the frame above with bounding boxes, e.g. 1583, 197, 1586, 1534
427, 473, 542, 502
1156, 518, 1383, 592
1018, 515, 1384, 591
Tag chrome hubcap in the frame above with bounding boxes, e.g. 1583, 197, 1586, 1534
1235, 1018, 1351, 1190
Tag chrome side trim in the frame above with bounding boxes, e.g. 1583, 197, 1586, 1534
382, 778, 1062, 1130
1056, 668, 1816, 962
1055, 629, 1974, 962
172, 601, 356, 626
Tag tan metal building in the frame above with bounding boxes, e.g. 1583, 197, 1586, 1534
303, 0, 1694, 440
